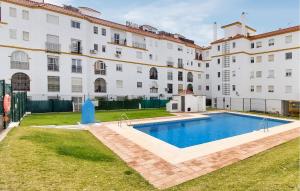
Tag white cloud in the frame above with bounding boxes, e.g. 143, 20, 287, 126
122, 0, 222, 45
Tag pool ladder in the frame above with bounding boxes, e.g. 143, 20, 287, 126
260, 118, 269, 132
118, 113, 131, 127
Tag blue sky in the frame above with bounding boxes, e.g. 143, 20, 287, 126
46, 0, 299, 45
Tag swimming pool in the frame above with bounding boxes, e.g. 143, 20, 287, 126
133, 113, 290, 148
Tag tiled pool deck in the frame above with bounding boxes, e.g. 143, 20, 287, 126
89, 112, 300, 189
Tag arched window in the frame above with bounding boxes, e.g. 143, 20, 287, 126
10, 51, 29, 70
94, 78, 106, 93
187, 84, 193, 93
187, 72, 193, 82
11, 73, 30, 91
94, 61, 106, 75
149, 67, 158, 80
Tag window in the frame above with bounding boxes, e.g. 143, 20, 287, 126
187, 72, 193, 82
198, 63, 201, 67
268, 70, 274, 78
150, 67, 158, 80
101, 28, 106, 36
72, 59, 82, 73
22, 10, 29, 20
268, 54, 274, 62
198, 85, 202, 91
250, 85, 254, 92
285, 69, 292, 77
116, 80, 123, 88
218, 85, 221, 91
136, 51, 143, 59
217, 59, 221, 64
198, 74, 201, 79
9, 29, 17, 39
11, 73, 30, 91
48, 76, 60, 92
232, 85, 236, 91
47, 14, 59, 24
250, 71, 254, 79
93, 44, 98, 51
93, 26, 98, 34
250, 43, 255, 49
285, 86, 292, 93
232, 71, 236, 77
268, 85, 274, 93
149, 54, 153, 60
218, 72, 221, 78
285, 35, 292, 43
256, 56, 262, 63
285, 52, 292, 60
167, 72, 173, 81
256, 71, 262, 78
232, 56, 236, 63
114, 64, 122, 72
95, 78, 106, 93
46, 34, 60, 52
217, 45, 220, 51
23, 31, 29, 41
9, 7, 16, 17
94, 61, 106, 75
250, 57, 255, 63
268, 39, 275, 46
206, 63, 209, 68
71, 39, 82, 54
167, 84, 173, 94
178, 71, 183, 81
256, 85, 262, 93
206, 74, 209, 79
71, 20, 80, 29
256, 41, 262, 48
178, 58, 183, 68
115, 48, 122, 57
178, 84, 183, 93
47, 56, 59, 71
137, 66, 142, 74
178, 46, 183, 51
72, 77, 82, 93
102, 45, 106, 53
206, 86, 210, 91
232, 42, 236, 48
10, 51, 29, 70
137, 82, 142, 88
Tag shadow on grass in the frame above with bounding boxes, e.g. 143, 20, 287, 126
20, 131, 115, 162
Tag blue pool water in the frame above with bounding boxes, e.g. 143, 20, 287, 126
133, 113, 290, 148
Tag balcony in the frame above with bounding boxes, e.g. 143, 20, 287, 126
10, 61, 29, 70
45, 42, 61, 53
178, 63, 184, 69
111, 38, 127, 46
195, 54, 202, 61
95, 69, 106, 75
70, 45, 83, 54
132, 42, 146, 49
167, 61, 174, 67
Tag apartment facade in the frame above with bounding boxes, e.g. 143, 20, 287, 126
0, 0, 207, 106
0, 0, 299, 113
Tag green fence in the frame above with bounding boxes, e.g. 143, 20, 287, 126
96, 99, 169, 110
26, 100, 73, 113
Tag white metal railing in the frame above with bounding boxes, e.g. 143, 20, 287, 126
45, 42, 61, 53
10, 61, 29, 70
132, 42, 146, 49
118, 113, 131, 127
259, 118, 269, 132
111, 38, 127, 45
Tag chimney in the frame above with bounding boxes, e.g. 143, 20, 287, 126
213, 22, 217, 41
241, 12, 246, 36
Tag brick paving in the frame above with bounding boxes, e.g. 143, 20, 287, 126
89, 124, 300, 189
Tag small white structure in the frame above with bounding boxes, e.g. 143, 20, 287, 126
167, 91, 206, 113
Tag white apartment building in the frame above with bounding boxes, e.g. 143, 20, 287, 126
0, 0, 299, 114
0, 0, 206, 107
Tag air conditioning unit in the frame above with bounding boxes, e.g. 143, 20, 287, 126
90, 50, 98, 54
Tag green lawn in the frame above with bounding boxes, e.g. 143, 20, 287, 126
0, 126, 299, 191
21, 108, 173, 126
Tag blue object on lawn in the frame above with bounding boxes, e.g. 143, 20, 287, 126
81, 98, 96, 124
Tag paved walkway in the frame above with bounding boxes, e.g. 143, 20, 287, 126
89, 121, 300, 189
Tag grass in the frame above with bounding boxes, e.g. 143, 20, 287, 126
0, 126, 299, 190
21, 108, 173, 126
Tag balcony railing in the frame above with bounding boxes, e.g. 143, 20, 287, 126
150, 87, 158, 93
167, 61, 174, 67
178, 63, 184, 68
132, 42, 146, 49
10, 61, 29, 70
95, 70, 106, 75
45, 42, 61, 53
70, 46, 83, 54
111, 38, 127, 46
